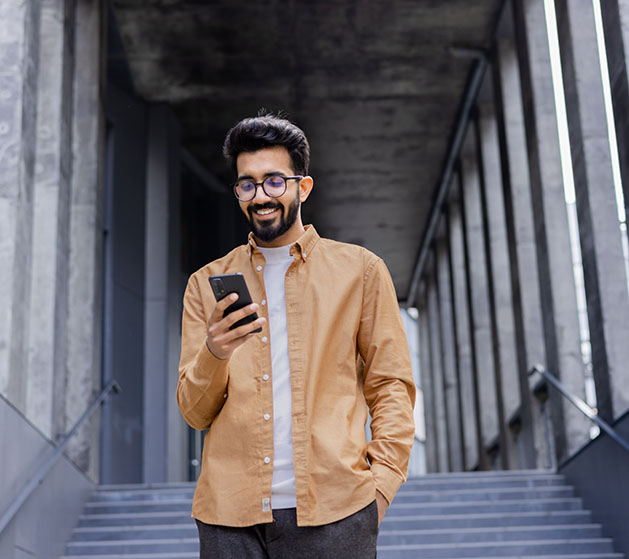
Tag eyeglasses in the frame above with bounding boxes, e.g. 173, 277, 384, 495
233, 175, 302, 202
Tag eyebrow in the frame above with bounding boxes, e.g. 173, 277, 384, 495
236, 171, 288, 181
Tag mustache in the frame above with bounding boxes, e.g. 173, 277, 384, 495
248, 202, 282, 215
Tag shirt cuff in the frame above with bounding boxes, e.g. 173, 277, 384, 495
371, 462, 405, 505
197, 338, 230, 374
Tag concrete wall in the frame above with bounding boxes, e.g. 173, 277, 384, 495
0, 0, 106, 551
0, 0, 41, 413
0, 395, 94, 559
415, 0, 629, 471
0, 0, 106, 483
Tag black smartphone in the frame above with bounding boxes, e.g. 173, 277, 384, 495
209, 273, 262, 333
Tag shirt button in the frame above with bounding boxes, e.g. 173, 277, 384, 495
264, 413, 270, 420
261, 299, 266, 306
264, 456, 271, 464
262, 374, 269, 381
262, 336, 268, 343
256, 265, 263, 271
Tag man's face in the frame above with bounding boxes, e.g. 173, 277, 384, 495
236, 146, 306, 246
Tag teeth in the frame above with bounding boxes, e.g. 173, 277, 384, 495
256, 208, 276, 215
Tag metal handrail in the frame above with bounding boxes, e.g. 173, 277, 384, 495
0, 380, 121, 534
529, 364, 629, 454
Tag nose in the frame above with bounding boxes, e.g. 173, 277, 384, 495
251, 183, 272, 204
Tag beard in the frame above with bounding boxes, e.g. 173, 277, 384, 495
247, 191, 300, 243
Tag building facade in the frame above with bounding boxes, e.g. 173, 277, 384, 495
1, 0, 629, 557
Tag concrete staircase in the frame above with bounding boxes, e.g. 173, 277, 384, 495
378, 470, 623, 559
62, 470, 624, 559
62, 482, 197, 559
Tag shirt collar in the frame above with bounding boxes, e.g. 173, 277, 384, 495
247, 225, 320, 263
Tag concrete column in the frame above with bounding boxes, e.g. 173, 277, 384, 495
0, 0, 41, 410
417, 286, 438, 473
555, 0, 629, 420
144, 104, 188, 482
427, 257, 450, 471
100, 83, 147, 484
493, 32, 546, 469
166, 156, 188, 483
64, 0, 106, 478
460, 152, 500, 457
512, 0, 589, 460
448, 192, 481, 470
599, 0, 629, 230
26, 0, 76, 440
435, 235, 464, 471
144, 106, 170, 483
476, 99, 521, 468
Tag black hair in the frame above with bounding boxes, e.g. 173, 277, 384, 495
223, 110, 310, 176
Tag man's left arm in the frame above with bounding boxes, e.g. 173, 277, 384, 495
357, 256, 417, 521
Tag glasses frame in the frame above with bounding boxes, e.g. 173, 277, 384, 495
233, 175, 303, 202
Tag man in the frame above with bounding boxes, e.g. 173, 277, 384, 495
177, 113, 415, 558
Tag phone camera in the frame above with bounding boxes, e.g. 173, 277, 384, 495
212, 279, 226, 296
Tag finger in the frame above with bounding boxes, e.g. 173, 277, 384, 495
219, 303, 260, 331
214, 293, 238, 316
215, 316, 266, 345
210, 318, 264, 359
209, 293, 239, 324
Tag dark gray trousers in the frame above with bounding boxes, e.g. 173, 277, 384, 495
196, 500, 378, 558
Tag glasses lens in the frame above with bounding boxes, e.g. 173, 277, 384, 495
236, 180, 256, 200
263, 176, 286, 197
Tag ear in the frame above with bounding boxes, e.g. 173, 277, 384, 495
298, 176, 314, 203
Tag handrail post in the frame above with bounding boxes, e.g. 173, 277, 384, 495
0, 380, 121, 535
529, 365, 629, 455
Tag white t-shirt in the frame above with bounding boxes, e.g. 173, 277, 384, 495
258, 245, 296, 509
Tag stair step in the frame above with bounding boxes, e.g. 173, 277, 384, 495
89, 488, 195, 503
71, 524, 197, 542
394, 486, 574, 503
387, 497, 584, 516
61, 555, 198, 559
380, 510, 592, 529
375, 538, 616, 558
377, 555, 623, 559
64, 538, 199, 555
376, 524, 603, 545
77, 511, 193, 527
84, 500, 192, 514
400, 474, 565, 491
96, 482, 196, 491
413, 470, 556, 480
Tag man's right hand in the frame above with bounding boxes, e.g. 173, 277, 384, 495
206, 293, 266, 360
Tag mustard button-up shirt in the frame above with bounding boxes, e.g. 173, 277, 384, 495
177, 225, 416, 527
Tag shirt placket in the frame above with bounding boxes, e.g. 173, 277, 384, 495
251, 248, 275, 517
285, 246, 308, 522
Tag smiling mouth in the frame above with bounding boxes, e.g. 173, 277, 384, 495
254, 207, 279, 217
